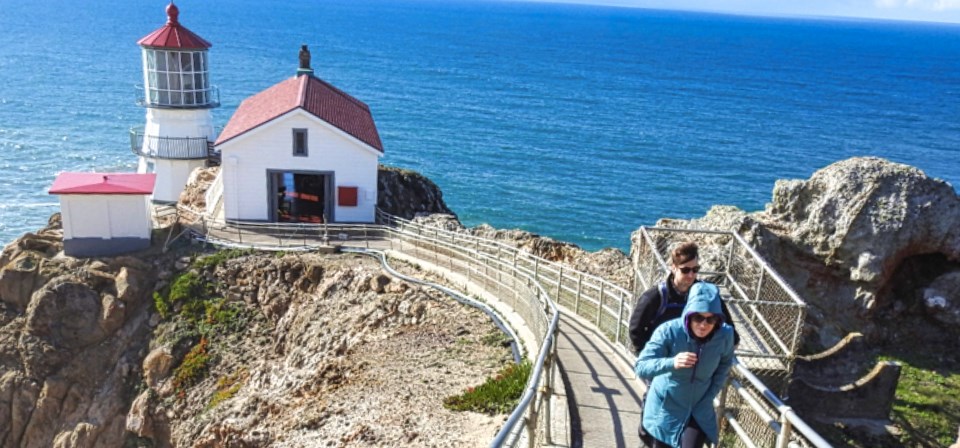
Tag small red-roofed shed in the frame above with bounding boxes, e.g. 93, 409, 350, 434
49, 173, 157, 257
213, 59, 384, 224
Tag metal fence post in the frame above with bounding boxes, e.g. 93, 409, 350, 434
776, 408, 794, 448
575, 273, 583, 315
716, 375, 733, 436
597, 282, 605, 327
526, 403, 538, 448
534, 257, 540, 283
615, 289, 624, 345
755, 268, 765, 301
555, 266, 563, 305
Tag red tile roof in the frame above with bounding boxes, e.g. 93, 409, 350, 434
215, 75, 383, 152
49, 173, 156, 195
137, 3, 211, 50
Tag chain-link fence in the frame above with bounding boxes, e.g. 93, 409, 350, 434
630, 227, 807, 394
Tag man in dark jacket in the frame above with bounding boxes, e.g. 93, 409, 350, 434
629, 241, 739, 354
629, 241, 739, 445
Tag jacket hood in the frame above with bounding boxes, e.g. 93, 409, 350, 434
683, 282, 725, 338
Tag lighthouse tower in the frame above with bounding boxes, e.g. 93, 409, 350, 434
132, 2, 218, 203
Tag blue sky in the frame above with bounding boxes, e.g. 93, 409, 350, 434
526, 0, 960, 23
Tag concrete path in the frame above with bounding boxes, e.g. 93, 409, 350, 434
555, 309, 646, 448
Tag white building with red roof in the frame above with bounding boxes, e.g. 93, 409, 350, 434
48, 173, 157, 257
132, 2, 219, 203
212, 48, 383, 224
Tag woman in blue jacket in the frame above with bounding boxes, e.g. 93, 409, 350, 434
635, 282, 735, 448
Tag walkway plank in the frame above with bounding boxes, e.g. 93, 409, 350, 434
556, 310, 645, 448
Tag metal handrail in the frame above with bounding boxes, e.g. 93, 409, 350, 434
180, 208, 831, 447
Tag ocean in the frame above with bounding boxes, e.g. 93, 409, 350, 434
1, 0, 958, 252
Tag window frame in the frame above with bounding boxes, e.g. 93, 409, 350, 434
292, 128, 309, 157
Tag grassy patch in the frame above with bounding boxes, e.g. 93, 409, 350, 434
192, 248, 253, 270
208, 368, 247, 409
880, 351, 960, 448
443, 361, 530, 415
153, 271, 214, 319
480, 331, 512, 348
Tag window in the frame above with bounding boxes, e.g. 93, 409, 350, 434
293, 129, 308, 157
143, 49, 211, 107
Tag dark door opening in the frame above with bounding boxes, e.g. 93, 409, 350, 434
273, 172, 329, 223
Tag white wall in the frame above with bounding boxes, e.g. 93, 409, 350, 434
60, 195, 152, 240
144, 107, 215, 140
218, 110, 381, 223
147, 158, 206, 203
138, 108, 215, 203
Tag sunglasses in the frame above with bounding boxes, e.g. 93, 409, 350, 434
678, 266, 701, 274
691, 314, 721, 325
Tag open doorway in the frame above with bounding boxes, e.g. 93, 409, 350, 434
269, 171, 333, 223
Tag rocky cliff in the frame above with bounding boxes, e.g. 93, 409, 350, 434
640, 157, 960, 350
0, 220, 511, 447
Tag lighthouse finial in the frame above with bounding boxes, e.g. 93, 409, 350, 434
166, 2, 180, 25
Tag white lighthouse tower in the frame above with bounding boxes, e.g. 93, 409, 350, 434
132, 2, 218, 203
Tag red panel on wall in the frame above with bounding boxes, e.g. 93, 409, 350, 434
338, 186, 358, 207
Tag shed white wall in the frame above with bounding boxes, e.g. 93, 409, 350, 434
218, 111, 380, 223
60, 194, 152, 240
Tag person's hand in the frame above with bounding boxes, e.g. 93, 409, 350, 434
674, 352, 698, 369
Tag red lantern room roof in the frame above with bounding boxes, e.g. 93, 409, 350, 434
137, 2, 211, 50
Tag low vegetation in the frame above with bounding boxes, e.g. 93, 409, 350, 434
191, 248, 253, 270
809, 347, 960, 448
443, 361, 531, 415
884, 350, 960, 448
172, 337, 211, 396
154, 249, 259, 398
208, 368, 247, 409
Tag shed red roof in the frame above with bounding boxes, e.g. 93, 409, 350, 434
215, 74, 383, 152
49, 173, 156, 195
137, 3, 211, 50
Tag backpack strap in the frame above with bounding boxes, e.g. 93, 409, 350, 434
655, 281, 670, 320
654, 280, 685, 322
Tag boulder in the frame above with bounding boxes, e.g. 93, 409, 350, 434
377, 165, 455, 220
630, 157, 960, 349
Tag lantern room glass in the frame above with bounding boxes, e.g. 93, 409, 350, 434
143, 49, 211, 107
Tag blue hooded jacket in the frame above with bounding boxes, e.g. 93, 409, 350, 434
634, 282, 735, 447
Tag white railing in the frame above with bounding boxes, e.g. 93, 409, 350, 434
180, 208, 832, 448
204, 171, 224, 218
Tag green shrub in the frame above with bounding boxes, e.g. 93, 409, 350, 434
480, 331, 512, 348
168, 272, 212, 304
153, 291, 170, 319
192, 248, 252, 270
173, 338, 211, 394
208, 368, 246, 409
197, 298, 250, 337
443, 361, 531, 415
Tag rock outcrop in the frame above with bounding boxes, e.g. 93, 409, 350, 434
377, 165, 454, 219
0, 217, 158, 447
633, 157, 960, 349
129, 252, 510, 447
0, 217, 511, 446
